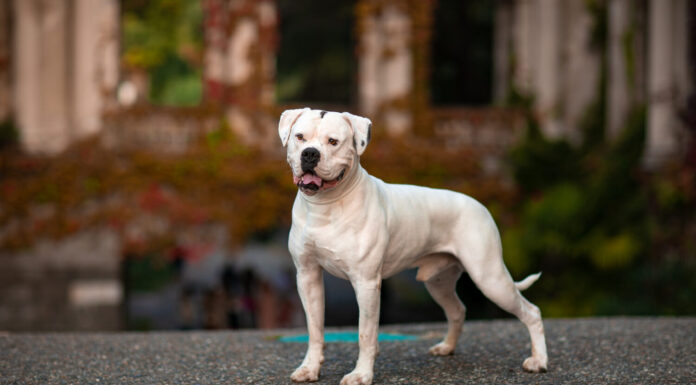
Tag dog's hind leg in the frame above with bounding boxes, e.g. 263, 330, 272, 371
460, 235, 548, 372
424, 263, 466, 356
481, 283, 547, 372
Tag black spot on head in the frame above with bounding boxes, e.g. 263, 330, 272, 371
320, 110, 327, 118
361, 140, 365, 147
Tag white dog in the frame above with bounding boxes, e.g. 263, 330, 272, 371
279, 108, 548, 385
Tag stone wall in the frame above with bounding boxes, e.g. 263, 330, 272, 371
0, 229, 123, 331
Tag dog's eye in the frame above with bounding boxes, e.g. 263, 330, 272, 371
328, 138, 338, 146
296, 133, 304, 141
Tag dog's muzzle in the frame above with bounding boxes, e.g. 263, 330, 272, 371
294, 169, 346, 194
294, 147, 346, 194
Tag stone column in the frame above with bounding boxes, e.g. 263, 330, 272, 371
13, 0, 119, 154
379, 4, 413, 136
645, 0, 690, 167
493, 0, 513, 104
357, 3, 382, 118
672, 0, 691, 116
203, 0, 229, 103
536, 0, 562, 138
13, 0, 39, 150
607, 0, 633, 139
72, 0, 119, 139
0, 0, 11, 123
512, 0, 538, 96
358, 2, 413, 135
511, 0, 565, 137
562, 0, 601, 143
357, 0, 433, 136
202, 0, 278, 143
203, 0, 277, 109
14, 0, 71, 154
38, 0, 70, 153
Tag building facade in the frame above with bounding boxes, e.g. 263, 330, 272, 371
0, 0, 691, 163
0, 0, 693, 331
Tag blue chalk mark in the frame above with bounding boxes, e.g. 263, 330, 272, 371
279, 332, 418, 343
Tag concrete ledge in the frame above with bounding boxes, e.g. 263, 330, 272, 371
1, 317, 694, 384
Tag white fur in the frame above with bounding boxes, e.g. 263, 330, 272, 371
280, 109, 548, 385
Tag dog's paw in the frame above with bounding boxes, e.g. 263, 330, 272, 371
291, 365, 320, 382
339, 370, 373, 385
522, 356, 548, 373
428, 342, 455, 356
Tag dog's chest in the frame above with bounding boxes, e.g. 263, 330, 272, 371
294, 203, 368, 279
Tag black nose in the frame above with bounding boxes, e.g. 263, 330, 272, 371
301, 147, 320, 172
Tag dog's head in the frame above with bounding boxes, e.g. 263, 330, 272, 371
279, 108, 371, 196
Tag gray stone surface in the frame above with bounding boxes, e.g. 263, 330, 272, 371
0, 228, 122, 332
1, 317, 694, 384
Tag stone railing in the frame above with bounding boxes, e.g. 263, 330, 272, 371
432, 107, 526, 176
101, 106, 221, 154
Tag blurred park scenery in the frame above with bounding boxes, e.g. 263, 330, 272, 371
0, 0, 694, 332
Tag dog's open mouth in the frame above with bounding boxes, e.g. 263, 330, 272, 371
293, 169, 346, 193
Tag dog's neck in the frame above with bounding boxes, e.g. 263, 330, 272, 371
300, 160, 367, 205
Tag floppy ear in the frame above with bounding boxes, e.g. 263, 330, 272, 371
341, 112, 372, 156
278, 108, 309, 147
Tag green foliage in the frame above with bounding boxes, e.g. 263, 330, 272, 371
155, 69, 203, 106
124, 255, 176, 293
122, 0, 202, 106
1, 118, 504, 255
505, 94, 696, 316
589, 233, 639, 270
0, 119, 18, 149
585, 0, 608, 50
509, 122, 581, 193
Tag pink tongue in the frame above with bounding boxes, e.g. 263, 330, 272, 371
301, 173, 323, 185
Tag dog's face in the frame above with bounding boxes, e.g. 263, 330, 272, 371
279, 108, 371, 196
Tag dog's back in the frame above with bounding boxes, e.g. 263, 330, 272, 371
369, 175, 499, 277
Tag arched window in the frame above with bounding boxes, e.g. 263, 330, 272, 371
430, 0, 494, 106
276, 0, 356, 105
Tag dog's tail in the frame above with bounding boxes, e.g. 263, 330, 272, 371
514, 272, 541, 291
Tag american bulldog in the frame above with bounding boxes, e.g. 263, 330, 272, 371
279, 108, 548, 385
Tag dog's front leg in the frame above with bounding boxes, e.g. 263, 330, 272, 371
341, 278, 381, 385
291, 265, 325, 383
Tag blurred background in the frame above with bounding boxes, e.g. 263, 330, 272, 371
0, 0, 694, 332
